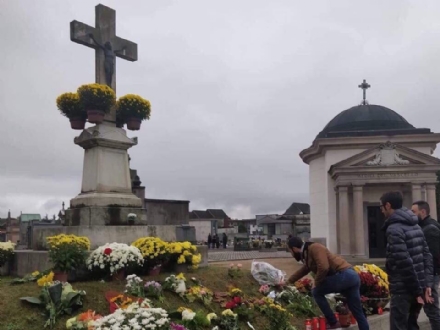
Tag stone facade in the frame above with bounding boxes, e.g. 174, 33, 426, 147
301, 135, 440, 258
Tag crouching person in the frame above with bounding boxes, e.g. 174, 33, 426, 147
285, 237, 369, 330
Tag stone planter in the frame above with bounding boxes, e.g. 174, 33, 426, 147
53, 271, 68, 282
69, 118, 86, 130
87, 109, 105, 124
126, 117, 142, 130
148, 265, 162, 276
112, 269, 125, 281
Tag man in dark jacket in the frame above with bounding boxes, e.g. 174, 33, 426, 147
380, 191, 434, 330
411, 201, 440, 329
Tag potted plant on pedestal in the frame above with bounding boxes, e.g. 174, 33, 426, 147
116, 94, 151, 131
56, 92, 87, 130
77, 83, 116, 124
46, 234, 90, 282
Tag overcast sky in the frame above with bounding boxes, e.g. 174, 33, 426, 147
2, 0, 440, 219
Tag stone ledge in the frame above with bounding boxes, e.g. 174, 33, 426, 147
3, 245, 208, 277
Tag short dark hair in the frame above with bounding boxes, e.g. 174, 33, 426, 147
380, 191, 403, 210
412, 200, 430, 215
288, 236, 304, 249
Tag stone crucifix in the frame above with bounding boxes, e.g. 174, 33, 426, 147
70, 4, 138, 122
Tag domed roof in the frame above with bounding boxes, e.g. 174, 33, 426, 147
316, 104, 420, 139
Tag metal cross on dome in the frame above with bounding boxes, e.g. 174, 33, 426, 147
358, 79, 371, 105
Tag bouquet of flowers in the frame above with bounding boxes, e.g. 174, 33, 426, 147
20, 282, 86, 328
294, 278, 313, 295
259, 284, 271, 295
256, 297, 295, 330
87, 242, 144, 276
0, 241, 15, 268
105, 291, 152, 314
228, 263, 243, 278
184, 285, 213, 306
125, 274, 144, 297
92, 302, 170, 330
213, 309, 238, 330
164, 273, 187, 294
145, 281, 164, 301
354, 264, 390, 314
275, 286, 319, 317
66, 310, 102, 329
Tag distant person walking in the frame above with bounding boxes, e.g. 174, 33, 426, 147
380, 191, 433, 330
207, 233, 212, 249
411, 200, 440, 329
215, 234, 220, 249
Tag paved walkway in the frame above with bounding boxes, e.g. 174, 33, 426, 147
208, 249, 290, 262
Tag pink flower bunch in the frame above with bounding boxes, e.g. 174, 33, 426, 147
259, 284, 270, 295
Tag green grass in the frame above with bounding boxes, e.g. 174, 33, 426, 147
0, 266, 306, 330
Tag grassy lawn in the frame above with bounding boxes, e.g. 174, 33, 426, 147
0, 265, 307, 330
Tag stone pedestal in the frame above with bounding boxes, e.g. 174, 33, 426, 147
71, 123, 142, 208
69, 123, 147, 225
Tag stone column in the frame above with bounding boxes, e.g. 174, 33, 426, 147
426, 184, 437, 220
412, 183, 422, 202
338, 186, 350, 255
353, 186, 366, 256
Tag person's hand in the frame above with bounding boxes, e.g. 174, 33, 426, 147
416, 296, 425, 305
425, 288, 434, 304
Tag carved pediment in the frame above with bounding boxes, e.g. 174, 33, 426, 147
329, 141, 440, 172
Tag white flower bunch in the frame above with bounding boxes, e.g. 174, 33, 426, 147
92, 302, 169, 330
87, 242, 144, 275
125, 274, 144, 297
164, 275, 186, 294
0, 241, 15, 251
126, 274, 143, 288
182, 309, 196, 320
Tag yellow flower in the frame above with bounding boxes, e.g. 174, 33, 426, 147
221, 309, 237, 317
31, 270, 40, 277
176, 273, 186, 281
37, 271, 54, 287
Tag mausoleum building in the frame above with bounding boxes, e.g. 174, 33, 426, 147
300, 81, 440, 259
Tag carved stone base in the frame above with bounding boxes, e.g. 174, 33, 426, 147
65, 205, 147, 226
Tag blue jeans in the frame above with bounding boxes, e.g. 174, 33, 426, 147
312, 268, 369, 330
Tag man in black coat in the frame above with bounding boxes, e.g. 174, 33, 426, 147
380, 191, 433, 330
411, 201, 440, 329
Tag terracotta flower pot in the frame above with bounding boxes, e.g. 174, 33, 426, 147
126, 117, 142, 131
87, 110, 105, 124
53, 271, 68, 282
339, 314, 351, 328
112, 269, 125, 281
69, 118, 86, 130
148, 265, 162, 276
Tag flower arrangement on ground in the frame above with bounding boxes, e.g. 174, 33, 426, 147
213, 309, 239, 330
20, 281, 86, 328
164, 273, 187, 294
256, 297, 295, 330
116, 94, 151, 130
0, 240, 15, 268
56, 92, 87, 129
275, 285, 319, 317
184, 285, 213, 306
168, 241, 202, 270
37, 271, 55, 287
170, 307, 212, 329
87, 242, 144, 278
354, 264, 390, 314
259, 284, 270, 295
228, 263, 242, 278
125, 274, 144, 297
66, 310, 102, 329
92, 301, 170, 330
10, 270, 45, 285
145, 280, 164, 301
46, 234, 90, 281
294, 277, 313, 295
77, 83, 116, 124
132, 237, 169, 274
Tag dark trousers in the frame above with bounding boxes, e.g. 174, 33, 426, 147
312, 268, 369, 330
390, 293, 422, 330
405, 275, 440, 330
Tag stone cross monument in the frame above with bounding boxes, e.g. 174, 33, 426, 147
66, 4, 146, 226
70, 4, 138, 122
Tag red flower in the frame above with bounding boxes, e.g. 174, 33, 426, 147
104, 248, 112, 255
225, 301, 237, 309
233, 296, 242, 304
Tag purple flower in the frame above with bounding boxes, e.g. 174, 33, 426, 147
170, 323, 188, 330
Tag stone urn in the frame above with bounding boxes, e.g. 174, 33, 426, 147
69, 117, 86, 130
87, 110, 105, 124
126, 117, 141, 130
